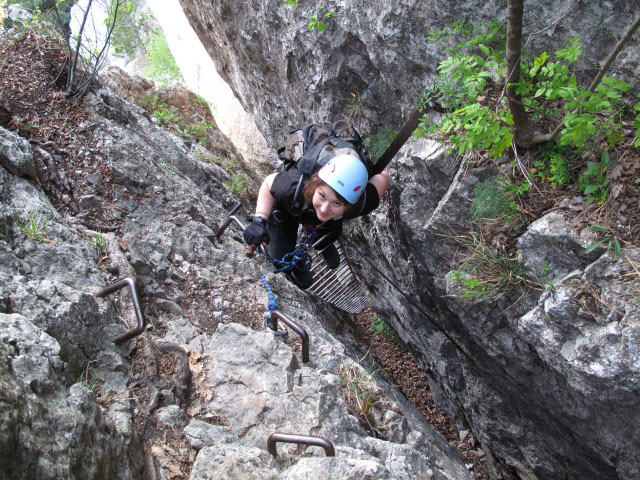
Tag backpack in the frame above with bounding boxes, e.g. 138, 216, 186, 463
277, 120, 374, 177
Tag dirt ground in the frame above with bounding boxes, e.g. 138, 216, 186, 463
350, 307, 491, 480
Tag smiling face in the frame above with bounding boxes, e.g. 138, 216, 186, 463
312, 185, 346, 222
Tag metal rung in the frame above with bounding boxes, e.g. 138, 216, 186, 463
95, 277, 146, 344
267, 433, 335, 457
266, 310, 310, 363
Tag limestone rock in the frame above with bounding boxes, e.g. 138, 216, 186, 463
0, 127, 37, 181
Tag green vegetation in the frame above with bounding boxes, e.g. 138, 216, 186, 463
282, 0, 337, 32
179, 121, 215, 147
77, 230, 108, 253
79, 361, 98, 391
533, 144, 573, 187
224, 172, 250, 195
418, 20, 638, 213
145, 27, 183, 84
110, 0, 152, 59
309, 8, 336, 32
449, 230, 535, 300
469, 177, 522, 224
370, 314, 397, 343
539, 264, 552, 278
577, 151, 610, 205
364, 125, 398, 163
344, 89, 364, 126
194, 150, 238, 172
91, 233, 107, 252
2, 0, 74, 33
421, 22, 636, 157
139, 95, 214, 147
14, 212, 50, 242
159, 162, 180, 175
337, 361, 382, 429
584, 225, 623, 257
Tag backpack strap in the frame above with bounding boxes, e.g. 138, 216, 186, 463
289, 174, 306, 216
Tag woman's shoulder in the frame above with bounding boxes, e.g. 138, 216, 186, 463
270, 167, 305, 199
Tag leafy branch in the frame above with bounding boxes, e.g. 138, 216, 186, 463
534, 15, 640, 144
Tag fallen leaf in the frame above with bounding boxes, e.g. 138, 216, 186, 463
163, 445, 179, 456
151, 445, 165, 458
188, 351, 202, 365
166, 463, 185, 478
610, 183, 625, 198
187, 405, 201, 416
608, 163, 623, 180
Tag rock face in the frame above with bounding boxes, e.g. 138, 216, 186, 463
174, 2, 640, 479
346, 138, 640, 480
178, 0, 639, 144
0, 73, 473, 478
0, 138, 139, 478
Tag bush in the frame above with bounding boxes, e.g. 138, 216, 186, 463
470, 177, 520, 223
364, 126, 398, 163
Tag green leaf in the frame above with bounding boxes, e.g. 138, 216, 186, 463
585, 238, 609, 253
613, 238, 622, 257
478, 44, 490, 57
601, 76, 630, 92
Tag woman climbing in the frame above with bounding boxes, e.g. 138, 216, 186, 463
244, 154, 390, 289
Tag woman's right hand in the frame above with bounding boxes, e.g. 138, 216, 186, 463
244, 217, 269, 251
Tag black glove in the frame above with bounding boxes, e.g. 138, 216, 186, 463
244, 217, 269, 246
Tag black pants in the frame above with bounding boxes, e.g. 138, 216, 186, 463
267, 210, 300, 263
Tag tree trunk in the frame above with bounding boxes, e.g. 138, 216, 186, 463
506, 0, 533, 145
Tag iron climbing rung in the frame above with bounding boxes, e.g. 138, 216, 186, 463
267, 433, 335, 457
95, 277, 146, 344
215, 202, 266, 255
266, 310, 310, 364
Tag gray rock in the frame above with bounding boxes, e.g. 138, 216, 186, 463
156, 405, 187, 427
181, 0, 639, 148
2, 5, 32, 32
190, 444, 278, 480
1, 76, 472, 480
0, 313, 132, 479
184, 419, 237, 451
517, 212, 602, 282
0, 126, 37, 180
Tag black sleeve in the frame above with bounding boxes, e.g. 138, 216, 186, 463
270, 169, 299, 201
313, 221, 343, 249
344, 183, 380, 219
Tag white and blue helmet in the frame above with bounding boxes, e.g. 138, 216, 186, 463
318, 155, 368, 204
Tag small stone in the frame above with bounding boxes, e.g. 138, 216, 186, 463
86, 172, 103, 185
